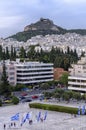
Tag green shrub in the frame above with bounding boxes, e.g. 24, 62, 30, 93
12, 96, 19, 105
29, 103, 78, 114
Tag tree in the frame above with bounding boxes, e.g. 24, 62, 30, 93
81, 51, 85, 57
40, 83, 50, 90
19, 46, 26, 58
59, 72, 69, 87
50, 47, 56, 63
0, 61, 11, 96
67, 46, 70, 54
63, 57, 70, 70
62, 92, 70, 101
2, 50, 6, 60
1, 61, 9, 86
54, 88, 64, 95
12, 96, 19, 104
10, 46, 14, 60
54, 56, 63, 68
42, 55, 50, 63
53, 92, 60, 100
27, 45, 36, 60
0, 45, 3, 60
82, 94, 86, 102
44, 92, 52, 98
0, 99, 2, 106
13, 48, 17, 60
5, 47, 10, 59
73, 92, 81, 101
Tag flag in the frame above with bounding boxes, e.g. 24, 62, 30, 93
21, 113, 27, 125
26, 112, 30, 120
78, 106, 81, 115
81, 105, 85, 115
11, 113, 19, 121
21, 112, 30, 126
37, 111, 41, 122
44, 111, 47, 120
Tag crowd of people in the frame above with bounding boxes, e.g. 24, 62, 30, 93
4, 122, 16, 130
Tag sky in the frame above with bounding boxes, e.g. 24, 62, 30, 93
0, 0, 86, 38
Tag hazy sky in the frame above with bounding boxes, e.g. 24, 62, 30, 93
0, 0, 86, 38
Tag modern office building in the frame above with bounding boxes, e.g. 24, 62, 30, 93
1, 59, 54, 86
68, 57, 86, 93
16, 61, 53, 85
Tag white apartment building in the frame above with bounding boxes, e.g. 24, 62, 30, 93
68, 57, 86, 92
2, 59, 53, 86
6, 61, 17, 86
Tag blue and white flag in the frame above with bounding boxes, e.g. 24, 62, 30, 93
44, 111, 47, 120
26, 112, 30, 120
21, 112, 31, 126
37, 111, 41, 122
81, 105, 85, 115
78, 106, 81, 115
21, 113, 27, 125
11, 113, 19, 121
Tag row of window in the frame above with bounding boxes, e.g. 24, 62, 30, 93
17, 69, 52, 73
17, 73, 53, 77
17, 65, 53, 69
69, 79, 86, 82
17, 77, 53, 81
69, 85, 86, 88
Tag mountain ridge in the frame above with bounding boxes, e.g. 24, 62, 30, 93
9, 18, 86, 42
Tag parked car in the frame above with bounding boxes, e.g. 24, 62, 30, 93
22, 98, 32, 103
21, 92, 28, 96
32, 95, 38, 99
3, 99, 12, 104
19, 96, 26, 100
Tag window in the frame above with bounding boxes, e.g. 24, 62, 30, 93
10, 67, 14, 70
9, 77, 14, 80
9, 72, 14, 75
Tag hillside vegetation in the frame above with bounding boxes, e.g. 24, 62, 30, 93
8, 18, 86, 42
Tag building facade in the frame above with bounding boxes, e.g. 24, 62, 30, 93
1, 59, 53, 86
16, 61, 53, 85
68, 57, 86, 92
54, 68, 68, 80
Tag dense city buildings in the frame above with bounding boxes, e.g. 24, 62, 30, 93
1, 33, 86, 89
0, 33, 86, 56
0, 59, 54, 86
68, 57, 86, 93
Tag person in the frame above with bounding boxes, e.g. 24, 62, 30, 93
20, 123, 22, 127
40, 117, 43, 122
4, 124, 6, 130
29, 120, 33, 125
14, 122, 16, 127
11, 122, 13, 128
74, 114, 76, 117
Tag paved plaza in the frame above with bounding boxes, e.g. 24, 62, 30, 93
0, 102, 86, 130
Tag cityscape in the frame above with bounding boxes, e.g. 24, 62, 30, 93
1, 32, 86, 56
0, 0, 86, 130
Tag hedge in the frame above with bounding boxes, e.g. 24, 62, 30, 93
29, 103, 78, 114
